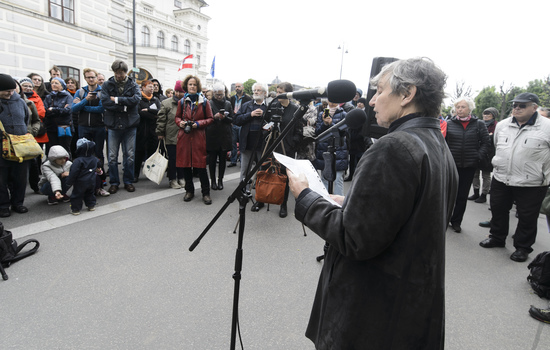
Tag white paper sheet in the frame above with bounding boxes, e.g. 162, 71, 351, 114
273, 152, 341, 207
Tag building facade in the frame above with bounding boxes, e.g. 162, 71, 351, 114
0, 0, 210, 89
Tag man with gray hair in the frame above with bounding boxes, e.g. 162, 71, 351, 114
287, 58, 458, 349
100, 60, 141, 194
234, 82, 268, 199
479, 93, 550, 262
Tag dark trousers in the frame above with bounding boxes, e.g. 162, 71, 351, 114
489, 178, 548, 253
450, 167, 477, 226
0, 161, 28, 208
208, 150, 227, 181
347, 152, 364, 180
183, 167, 209, 196
70, 181, 96, 211
166, 144, 184, 181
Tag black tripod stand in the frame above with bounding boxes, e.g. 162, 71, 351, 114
189, 99, 309, 350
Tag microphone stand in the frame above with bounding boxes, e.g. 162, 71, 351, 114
316, 132, 341, 262
189, 99, 310, 350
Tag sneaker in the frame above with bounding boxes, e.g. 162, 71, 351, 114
88, 206, 96, 211
96, 188, 110, 197
48, 196, 59, 205
71, 210, 81, 216
529, 305, 550, 324
177, 178, 185, 187
61, 194, 70, 203
170, 179, 182, 189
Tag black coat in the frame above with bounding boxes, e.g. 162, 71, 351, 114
100, 76, 141, 130
314, 107, 348, 171
271, 101, 302, 157
295, 116, 458, 350
206, 99, 233, 152
445, 116, 491, 169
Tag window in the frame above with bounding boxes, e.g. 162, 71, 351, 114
196, 55, 201, 68
157, 31, 165, 49
184, 39, 191, 55
141, 26, 150, 47
174, 0, 182, 8
49, 0, 74, 24
171, 35, 179, 52
143, 6, 153, 15
57, 66, 80, 86
197, 43, 201, 50
125, 20, 133, 45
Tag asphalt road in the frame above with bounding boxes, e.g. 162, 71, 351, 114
1, 164, 549, 349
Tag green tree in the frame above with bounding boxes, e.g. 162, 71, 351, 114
474, 86, 501, 118
526, 77, 550, 108
243, 79, 256, 96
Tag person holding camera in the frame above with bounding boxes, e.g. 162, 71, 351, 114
175, 75, 214, 205
206, 83, 233, 191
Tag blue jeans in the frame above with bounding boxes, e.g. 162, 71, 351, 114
320, 170, 345, 196
230, 125, 241, 163
79, 125, 106, 165
40, 177, 70, 197
107, 127, 137, 186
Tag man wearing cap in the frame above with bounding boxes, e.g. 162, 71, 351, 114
479, 93, 550, 262
0, 74, 31, 217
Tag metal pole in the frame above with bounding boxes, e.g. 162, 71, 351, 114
339, 43, 344, 80
132, 0, 137, 79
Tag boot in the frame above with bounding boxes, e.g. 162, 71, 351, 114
211, 180, 218, 191
475, 193, 487, 203
217, 178, 223, 190
468, 188, 479, 200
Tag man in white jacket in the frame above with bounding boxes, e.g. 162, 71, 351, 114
479, 93, 550, 262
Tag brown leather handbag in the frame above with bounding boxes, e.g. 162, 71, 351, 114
254, 158, 287, 205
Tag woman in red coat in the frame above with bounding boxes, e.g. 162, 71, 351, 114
175, 75, 213, 204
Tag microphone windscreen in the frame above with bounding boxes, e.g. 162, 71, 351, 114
326, 80, 357, 103
345, 108, 367, 129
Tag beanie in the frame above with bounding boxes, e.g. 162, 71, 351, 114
76, 137, 89, 149
357, 98, 367, 105
174, 80, 184, 93
483, 107, 499, 119
0, 74, 17, 91
52, 77, 66, 90
19, 77, 34, 87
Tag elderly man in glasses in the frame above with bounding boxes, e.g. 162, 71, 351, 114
479, 93, 550, 262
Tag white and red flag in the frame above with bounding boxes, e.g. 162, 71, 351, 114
178, 54, 193, 71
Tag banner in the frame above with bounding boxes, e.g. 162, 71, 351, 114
178, 54, 193, 71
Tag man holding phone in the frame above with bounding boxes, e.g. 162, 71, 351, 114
71, 68, 106, 173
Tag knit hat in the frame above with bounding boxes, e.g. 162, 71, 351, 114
482, 107, 499, 119
357, 97, 367, 105
51, 77, 66, 90
0, 74, 16, 91
19, 77, 34, 87
356, 88, 363, 97
174, 80, 184, 93
76, 137, 89, 149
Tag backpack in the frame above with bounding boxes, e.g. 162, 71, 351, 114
0, 223, 40, 281
527, 251, 550, 299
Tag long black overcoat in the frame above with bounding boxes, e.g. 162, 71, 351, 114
295, 116, 458, 349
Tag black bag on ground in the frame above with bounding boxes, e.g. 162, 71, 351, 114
527, 251, 550, 299
0, 222, 40, 281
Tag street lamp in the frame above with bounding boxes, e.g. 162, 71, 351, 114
338, 43, 348, 80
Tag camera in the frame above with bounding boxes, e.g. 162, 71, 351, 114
267, 105, 284, 123
183, 120, 195, 134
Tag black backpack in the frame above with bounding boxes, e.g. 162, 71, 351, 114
527, 251, 550, 299
0, 223, 40, 281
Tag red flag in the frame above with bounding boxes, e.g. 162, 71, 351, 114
178, 54, 193, 71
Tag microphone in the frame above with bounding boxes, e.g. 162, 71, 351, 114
316, 108, 367, 143
276, 80, 356, 103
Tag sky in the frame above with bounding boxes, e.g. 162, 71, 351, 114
201, 0, 549, 104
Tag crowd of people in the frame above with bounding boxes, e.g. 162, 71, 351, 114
2, 56, 550, 345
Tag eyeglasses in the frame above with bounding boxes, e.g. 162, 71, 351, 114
512, 103, 532, 109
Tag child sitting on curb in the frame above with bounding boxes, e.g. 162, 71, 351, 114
38, 145, 72, 205
66, 138, 101, 215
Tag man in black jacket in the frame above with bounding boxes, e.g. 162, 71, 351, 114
228, 82, 251, 167
100, 60, 141, 194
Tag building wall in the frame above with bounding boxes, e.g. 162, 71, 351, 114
0, 0, 209, 89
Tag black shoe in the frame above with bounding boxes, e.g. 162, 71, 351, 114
251, 202, 264, 212
279, 203, 287, 218
203, 195, 212, 205
474, 193, 487, 203
124, 184, 135, 192
211, 181, 218, 191
227, 163, 237, 168
0, 207, 10, 218
11, 205, 28, 214
479, 221, 491, 228
510, 249, 529, 262
450, 223, 461, 233
108, 185, 119, 194
217, 179, 223, 190
184, 192, 194, 202
468, 191, 480, 200
479, 238, 505, 248
529, 305, 550, 324
133, 177, 139, 183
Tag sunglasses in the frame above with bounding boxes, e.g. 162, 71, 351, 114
512, 103, 533, 109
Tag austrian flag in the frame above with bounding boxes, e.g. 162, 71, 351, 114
178, 54, 193, 71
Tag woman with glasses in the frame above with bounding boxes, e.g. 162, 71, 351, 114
445, 97, 491, 233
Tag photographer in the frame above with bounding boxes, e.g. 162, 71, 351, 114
175, 75, 214, 205
206, 83, 233, 191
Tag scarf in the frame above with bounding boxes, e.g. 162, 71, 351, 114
141, 91, 152, 101
67, 89, 77, 96
328, 106, 338, 116
457, 115, 471, 122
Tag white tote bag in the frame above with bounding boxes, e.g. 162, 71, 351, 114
143, 140, 168, 185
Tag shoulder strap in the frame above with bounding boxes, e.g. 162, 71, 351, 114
10, 239, 40, 264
